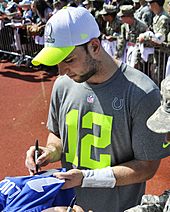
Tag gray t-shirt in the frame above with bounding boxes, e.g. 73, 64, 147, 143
47, 63, 170, 212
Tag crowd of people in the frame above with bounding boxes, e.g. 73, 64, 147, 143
0, 0, 53, 67
0, 0, 169, 83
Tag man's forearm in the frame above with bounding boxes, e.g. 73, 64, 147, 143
46, 132, 63, 162
113, 159, 161, 186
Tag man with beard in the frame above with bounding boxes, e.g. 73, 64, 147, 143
25, 6, 170, 212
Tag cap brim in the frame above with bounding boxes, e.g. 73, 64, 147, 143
82, 1, 89, 5
32, 46, 75, 66
117, 11, 123, 17
99, 9, 107, 15
147, 106, 170, 133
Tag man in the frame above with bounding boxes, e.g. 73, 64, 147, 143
145, 76, 170, 212
168, 0, 170, 16
99, 3, 121, 57
132, 0, 140, 11
165, 1, 170, 77
147, 76, 170, 136
25, 7, 170, 212
138, 0, 170, 84
114, 77, 170, 211
52, 0, 68, 14
116, 4, 148, 68
82, 0, 96, 16
134, 0, 153, 27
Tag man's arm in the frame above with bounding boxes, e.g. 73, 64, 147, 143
53, 159, 160, 189
113, 159, 160, 185
45, 132, 63, 162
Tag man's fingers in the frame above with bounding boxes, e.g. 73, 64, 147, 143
53, 172, 70, 180
25, 146, 36, 170
28, 169, 35, 176
25, 146, 50, 171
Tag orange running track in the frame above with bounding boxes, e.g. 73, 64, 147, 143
0, 61, 169, 196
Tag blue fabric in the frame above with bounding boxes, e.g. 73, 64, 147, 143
0, 169, 75, 212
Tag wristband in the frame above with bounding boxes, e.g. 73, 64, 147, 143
81, 167, 116, 188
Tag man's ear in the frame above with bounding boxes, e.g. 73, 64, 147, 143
88, 38, 100, 54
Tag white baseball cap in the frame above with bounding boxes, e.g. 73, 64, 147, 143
19, 0, 32, 6
32, 6, 100, 66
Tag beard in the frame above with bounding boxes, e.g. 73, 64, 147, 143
74, 53, 101, 83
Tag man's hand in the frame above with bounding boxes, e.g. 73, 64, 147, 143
138, 33, 145, 43
25, 145, 58, 175
25, 133, 62, 175
105, 35, 115, 42
53, 169, 84, 189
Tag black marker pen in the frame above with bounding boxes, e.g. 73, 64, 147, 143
35, 139, 39, 173
66, 196, 76, 212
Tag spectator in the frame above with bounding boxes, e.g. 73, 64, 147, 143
147, 76, 170, 212
99, 3, 121, 58
82, 0, 96, 16
52, 0, 68, 14
167, 0, 170, 15
13, 0, 33, 66
138, 0, 170, 84
147, 76, 170, 135
132, 0, 140, 11
0, 0, 8, 60
134, 0, 153, 27
32, 0, 53, 46
67, 1, 77, 7
25, 7, 170, 212
116, 5, 148, 68
0, 0, 16, 61
73, 0, 83, 7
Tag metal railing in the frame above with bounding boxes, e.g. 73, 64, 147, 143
0, 24, 43, 67
136, 43, 170, 87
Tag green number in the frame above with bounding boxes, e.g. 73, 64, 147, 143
66, 110, 112, 169
65, 109, 79, 166
81, 112, 112, 169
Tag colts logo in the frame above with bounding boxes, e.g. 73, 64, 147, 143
87, 95, 94, 103
112, 97, 124, 110
45, 23, 55, 43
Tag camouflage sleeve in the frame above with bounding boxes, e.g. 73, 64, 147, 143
115, 24, 126, 58
156, 17, 170, 38
141, 11, 153, 27
116, 36, 126, 58
138, 21, 148, 34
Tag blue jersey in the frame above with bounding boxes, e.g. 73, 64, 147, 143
0, 169, 75, 212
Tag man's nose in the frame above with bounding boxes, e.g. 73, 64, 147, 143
58, 62, 69, 76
